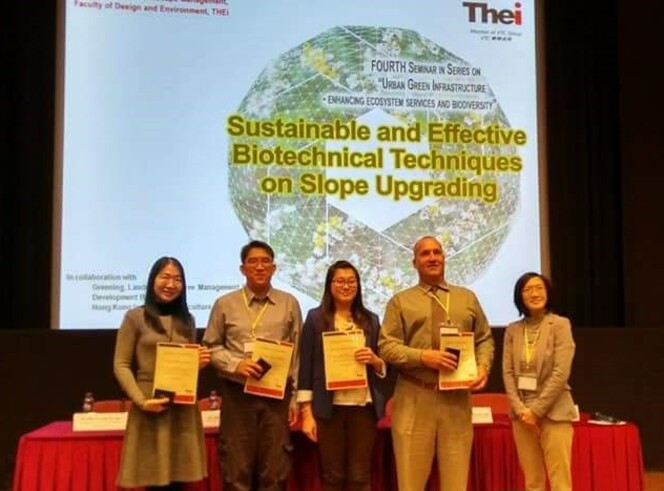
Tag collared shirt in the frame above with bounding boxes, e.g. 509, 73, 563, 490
203, 286, 303, 389
378, 281, 494, 385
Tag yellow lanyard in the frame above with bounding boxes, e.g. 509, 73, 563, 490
421, 286, 451, 321
242, 289, 269, 339
422, 288, 451, 320
523, 323, 542, 367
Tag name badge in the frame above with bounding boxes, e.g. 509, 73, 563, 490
439, 326, 459, 335
244, 342, 256, 354
517, 375, 538, 391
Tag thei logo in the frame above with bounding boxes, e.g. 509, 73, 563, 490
462, 2, 522, 25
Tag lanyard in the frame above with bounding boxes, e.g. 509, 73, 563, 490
421, 286, 451, 321
242, 289, 270, 339
523, 322, 542, 367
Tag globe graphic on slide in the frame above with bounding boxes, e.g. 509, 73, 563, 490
228, 26, 520, 311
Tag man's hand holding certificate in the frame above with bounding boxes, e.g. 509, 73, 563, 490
244, 337, 294, 400
438, 332, 478, 390
153, 342, 200, 404
322, 330, 368, 391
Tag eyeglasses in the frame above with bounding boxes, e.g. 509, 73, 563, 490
522, 284, 545, 295
332, 279, 358, 287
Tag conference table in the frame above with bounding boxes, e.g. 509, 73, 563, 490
13, 414, 644, 491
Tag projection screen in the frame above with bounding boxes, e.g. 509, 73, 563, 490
53, 0, 546, 329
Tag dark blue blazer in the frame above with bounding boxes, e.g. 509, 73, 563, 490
298, 306, 393, 420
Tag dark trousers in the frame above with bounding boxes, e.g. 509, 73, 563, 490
316, 405, 378, 491
218, 380, 292, 491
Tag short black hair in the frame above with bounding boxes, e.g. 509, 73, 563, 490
513, 271, 553, 317
240, 240, 274, 263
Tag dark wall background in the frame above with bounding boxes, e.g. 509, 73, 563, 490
2, 0, 664, 487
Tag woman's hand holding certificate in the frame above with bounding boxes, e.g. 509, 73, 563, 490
323, 330, 368, 391
152, 342, 200, 404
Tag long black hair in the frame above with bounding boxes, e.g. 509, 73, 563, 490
143, 257, 195, 340
320, 260, 373, 333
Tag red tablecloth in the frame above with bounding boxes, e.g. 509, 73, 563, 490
468, 416, 644, 491
13, 416, 644, 491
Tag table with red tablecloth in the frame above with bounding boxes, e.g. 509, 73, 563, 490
12, 415, 644, 491
468, 416, 644, 491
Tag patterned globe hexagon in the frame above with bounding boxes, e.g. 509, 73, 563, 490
228, 26, 520, 312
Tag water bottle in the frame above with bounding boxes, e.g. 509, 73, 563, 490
82, 392, 95, 413
208, 390, 220, 410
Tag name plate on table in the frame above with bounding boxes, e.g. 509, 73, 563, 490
72, 412, 128, 431
201, 409, 220, 428
472, 406, 494, 424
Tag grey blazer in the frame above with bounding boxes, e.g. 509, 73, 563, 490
502, 313, 577, 421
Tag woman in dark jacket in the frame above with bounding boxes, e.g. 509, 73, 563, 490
298, 260, 390, 491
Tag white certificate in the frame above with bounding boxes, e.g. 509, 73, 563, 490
322, 330, 367, 391
244, 337, 294, 400
438, 332, 478, 391
153, 342, 200, 404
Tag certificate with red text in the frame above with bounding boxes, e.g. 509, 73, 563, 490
323, 330, 367, 391
438, 333, 477, 390
244, 337, 294, 400
153, 343, 200, 404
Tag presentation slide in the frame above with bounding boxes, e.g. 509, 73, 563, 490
58, 0, 541, 329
